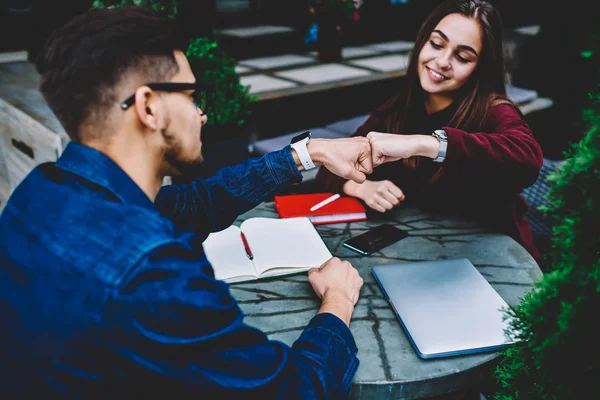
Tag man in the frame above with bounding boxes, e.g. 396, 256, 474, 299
0, 7, 372, 398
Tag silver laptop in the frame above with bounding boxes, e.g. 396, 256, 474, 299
371, 258, 517, 359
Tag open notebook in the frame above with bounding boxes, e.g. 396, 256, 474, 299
202, 217, 332, 283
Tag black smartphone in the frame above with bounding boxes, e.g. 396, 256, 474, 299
343, 224, 409, 255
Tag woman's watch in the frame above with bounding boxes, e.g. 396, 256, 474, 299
290, 131, 316, 170
432, 129, 448, 163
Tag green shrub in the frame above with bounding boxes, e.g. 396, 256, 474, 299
92, 0, 177, 17
492, 92, 600, 399
186, 37, 254, 132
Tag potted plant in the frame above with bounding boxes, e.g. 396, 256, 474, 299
306, 0, 363, 62
185, 37, 255, 179
491, 88, 600, 399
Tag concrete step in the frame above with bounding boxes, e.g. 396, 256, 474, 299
216, 24, 306, 60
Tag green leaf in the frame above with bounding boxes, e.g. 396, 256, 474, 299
186, 37, 255, 130
492, 95, 600, 398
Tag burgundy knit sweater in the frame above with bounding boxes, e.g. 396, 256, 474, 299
316, 96, 544, 260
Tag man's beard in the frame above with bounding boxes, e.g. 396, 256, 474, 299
162, 126, 204, 177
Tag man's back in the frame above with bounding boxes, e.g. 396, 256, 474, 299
0, 158, 176, 396
0, 143, 360, 398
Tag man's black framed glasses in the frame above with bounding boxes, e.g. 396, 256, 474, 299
120, 82, 207, 111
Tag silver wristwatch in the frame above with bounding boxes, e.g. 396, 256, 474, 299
432, 129, 448, 163
290, 131, 316, 170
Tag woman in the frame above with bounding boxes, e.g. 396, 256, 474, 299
316, 0, 544, 260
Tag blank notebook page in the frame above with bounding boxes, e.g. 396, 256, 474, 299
241, 217, 332, 276
203, 225, 256, 281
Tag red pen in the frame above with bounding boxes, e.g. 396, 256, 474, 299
240, 232, 254, 260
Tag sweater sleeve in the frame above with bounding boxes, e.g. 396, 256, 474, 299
315, 96, 400, 193
443, 104, 544, 190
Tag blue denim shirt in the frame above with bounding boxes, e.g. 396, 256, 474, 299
0, 142, 359, 399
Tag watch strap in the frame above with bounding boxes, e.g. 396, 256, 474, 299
432, 129, 448, 163
291, 138, 316, 170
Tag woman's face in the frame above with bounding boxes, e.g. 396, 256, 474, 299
418, 13, 482, 97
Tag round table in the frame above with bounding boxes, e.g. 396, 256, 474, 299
229, 202, 542, 399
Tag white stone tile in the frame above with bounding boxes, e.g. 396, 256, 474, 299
218, 25, 295, 38
514, 25, 540, 36
216, 0, 250, 12
253, 128, 347, 155
240, 54, 315, 70
308, 46, 379, 58
518, 97, 553, 116
342, 46, 381, 58
0, 51, 27, 64
367, 40, 414, 53
348, 54, 409, 72
274, 64, 370, 84
240, 74, 297, 94
235, 65, 252, 74
505, 84, 538, 105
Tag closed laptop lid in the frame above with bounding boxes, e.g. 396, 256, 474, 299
372, 258, 516, 359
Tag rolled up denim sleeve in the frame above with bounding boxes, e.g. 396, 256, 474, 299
106, 241, 359, 399
154, 148, 302, 236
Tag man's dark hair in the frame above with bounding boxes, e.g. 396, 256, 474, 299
36, 7, 188, 141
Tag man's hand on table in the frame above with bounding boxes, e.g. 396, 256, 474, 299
291, 134, 416, 327
292, 137, 373, 183
308, 257, 364, 327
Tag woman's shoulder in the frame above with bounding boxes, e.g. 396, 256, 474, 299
488, 97, 523, 121
482, 101, 530, 132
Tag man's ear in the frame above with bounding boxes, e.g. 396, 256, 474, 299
133, 86, 159, 130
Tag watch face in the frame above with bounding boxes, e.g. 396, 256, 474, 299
434, 130, 447, 140
290, 131, 311, 144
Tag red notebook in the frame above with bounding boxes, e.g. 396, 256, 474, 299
274, 193, 367, 225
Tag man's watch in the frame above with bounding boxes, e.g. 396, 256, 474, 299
290, 131, 316, 170
432, 129, 448, 163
